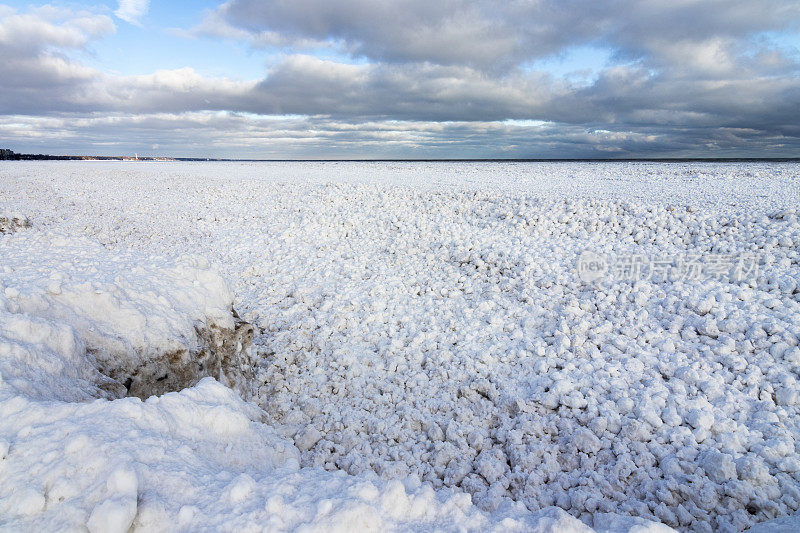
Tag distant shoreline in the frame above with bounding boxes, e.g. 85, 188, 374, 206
1, 149, 798, 163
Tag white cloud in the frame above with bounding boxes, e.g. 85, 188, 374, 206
115, 0, 150, 26
0, 8, 114, 50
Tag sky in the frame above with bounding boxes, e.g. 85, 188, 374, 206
0, 1, 799, 158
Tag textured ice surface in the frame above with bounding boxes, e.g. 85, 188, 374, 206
1, 161, 799, 531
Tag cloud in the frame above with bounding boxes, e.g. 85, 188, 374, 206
184, 6, 335, 50
115, 0, 150, 26
0, 7, 250, 115
243, 56, 556, 121
2, 111, 795, 159
1, 3, 799, 157
0, 6, 114, 50
214, 0, 800, 71
0, 7, 114, 113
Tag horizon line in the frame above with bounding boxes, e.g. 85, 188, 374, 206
2, 150, 799, 164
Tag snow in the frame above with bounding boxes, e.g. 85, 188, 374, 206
0, 209, 29, 234
0, 230, 250, 401
0, 375, 620, 532
1, 160, 800, 531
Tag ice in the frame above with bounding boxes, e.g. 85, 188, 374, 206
1, 160, 800, 531
744, 514, 800, 533
295, 425, 325, 452
594, 512, 677, 533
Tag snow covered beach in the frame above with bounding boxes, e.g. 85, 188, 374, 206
1, 161, 799, 532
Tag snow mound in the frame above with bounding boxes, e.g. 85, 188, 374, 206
0, 231, 255, 400
0, 378, 297, 530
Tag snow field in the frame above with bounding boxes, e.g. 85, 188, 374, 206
0, 229, 612, 533
245, 187, 800, 531
1, 161, 799, 531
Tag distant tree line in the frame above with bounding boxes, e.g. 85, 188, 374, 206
0, 148, 180, 161
0, 148, 85, 160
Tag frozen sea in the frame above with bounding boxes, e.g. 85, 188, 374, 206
1, 161, 799, 532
